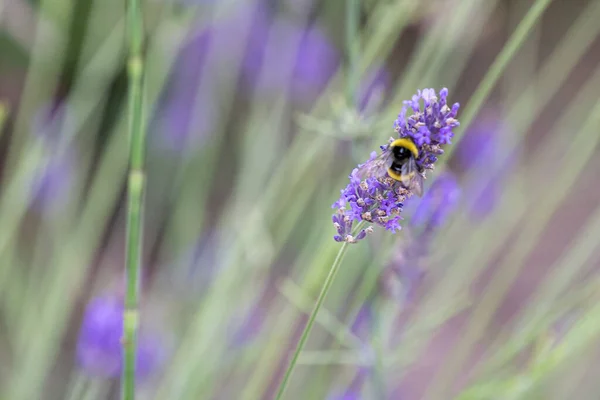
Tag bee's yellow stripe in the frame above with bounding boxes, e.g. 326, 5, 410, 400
387, 168, 415, 182
390, 138, 419, 158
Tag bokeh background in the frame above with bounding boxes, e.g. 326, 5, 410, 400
1, 0, 600, 399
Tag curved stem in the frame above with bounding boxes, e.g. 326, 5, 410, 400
274, 227, 362, 399
122, 0, 146, 397
0, 101, 9, 135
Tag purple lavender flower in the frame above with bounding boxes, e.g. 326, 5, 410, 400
241, 19, 339, 104
393, 87, 460, 164
76, 296, 164, 379
332, 88, 460, 243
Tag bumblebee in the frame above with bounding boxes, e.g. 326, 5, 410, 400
358, 137, 424, 196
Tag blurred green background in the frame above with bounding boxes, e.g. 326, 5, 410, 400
1, 0, 600, 399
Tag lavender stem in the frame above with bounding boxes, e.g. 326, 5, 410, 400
274, 222, 365, 399
122, 0, 146, 396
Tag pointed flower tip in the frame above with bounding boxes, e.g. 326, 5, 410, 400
331, 88, 460, 242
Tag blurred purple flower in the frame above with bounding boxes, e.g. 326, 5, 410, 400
76, 296, 164, 379
385, 252, 426, 305
455, 112, 501, 170
32, 102, 76, 141
350, 303, 373, 341
386, 173, 460, 303
327, 368, 367, 400
212, 1, 272, 64
231, 296, 271, 347
231, 321, 259, 347
328, 392, 361, 400
153, 86, 217, 153
357, 65, 390, 112
152, 31, 215, 153
169, 232, 220, 294
409, 172, 461, 231
551, 311, 578, 344
455, 111, 507, 219
152, 1, 271, 153
470, 180, 499, 219
32, 150, 76, 213
281, 0, 316, 17
241, 18, 339, 104
30, 103, 78, 213
387, 256, 426, 304
177, 1, 270, 76
174, 0, 217, 5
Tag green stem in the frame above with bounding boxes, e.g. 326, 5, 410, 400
446, 0, 553, 157
371, 299, 388, 399
0, 101, 8, 136
123, 0, 146, 397
65, 372, 89, 400
274, 236, 356, 399
345, 0, 360, 106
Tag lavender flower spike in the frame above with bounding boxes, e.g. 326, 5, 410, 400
332, 88, 460, 243
76, 296, 165, 379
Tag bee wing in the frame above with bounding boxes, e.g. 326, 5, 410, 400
401, 158, 424, 197
356, 149, 393, 180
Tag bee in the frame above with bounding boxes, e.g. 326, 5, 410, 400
358, 137, 424, 196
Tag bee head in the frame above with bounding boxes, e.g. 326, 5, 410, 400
390, 138, 419, 158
